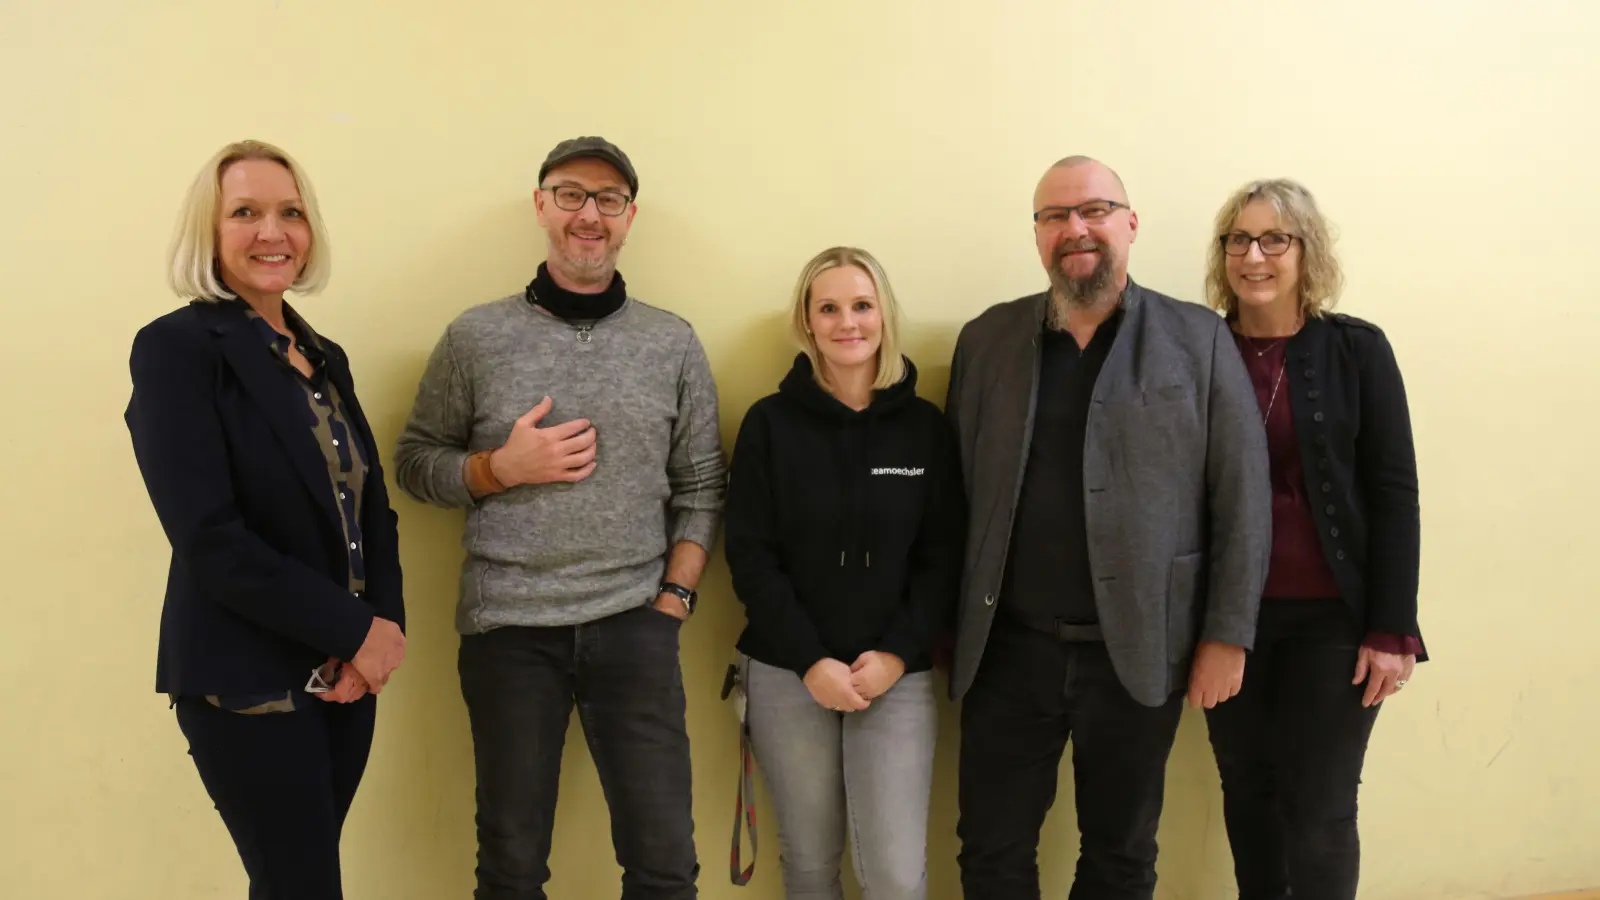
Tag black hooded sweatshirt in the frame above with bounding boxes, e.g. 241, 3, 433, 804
725, 353, 966, 676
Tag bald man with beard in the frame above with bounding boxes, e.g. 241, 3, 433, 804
942, 156, 1272, 900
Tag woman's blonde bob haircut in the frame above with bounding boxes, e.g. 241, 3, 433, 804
1205, 178, 1344, 320
788, 246, 907, 392
168, 139, 331, 301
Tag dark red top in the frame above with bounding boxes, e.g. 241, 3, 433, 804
1233, 332, 1421, 657
1237, 335, 1341, 599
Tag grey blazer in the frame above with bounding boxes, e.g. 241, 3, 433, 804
944, 280, 1271, 707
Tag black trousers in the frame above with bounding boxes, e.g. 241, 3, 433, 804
1204, 599, 1383, 900
175, 693, 376, 900
458, 604, 699, 900
957, 618, 1184, 900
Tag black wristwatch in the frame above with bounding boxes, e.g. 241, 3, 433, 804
658, 581, 697, 616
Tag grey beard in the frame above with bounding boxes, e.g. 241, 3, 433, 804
550, 244, 622, 289
1046, 253, 1115, 329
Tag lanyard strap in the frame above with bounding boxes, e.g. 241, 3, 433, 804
730, 724, 758, 885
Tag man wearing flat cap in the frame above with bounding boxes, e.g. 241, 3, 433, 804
396, 136, 726, 899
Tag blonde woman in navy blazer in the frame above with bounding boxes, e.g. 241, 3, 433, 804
125, 140, 406, 900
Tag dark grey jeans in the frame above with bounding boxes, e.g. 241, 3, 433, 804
458, 604, 698, 900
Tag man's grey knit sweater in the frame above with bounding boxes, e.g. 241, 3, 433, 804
394, 294, 727, 634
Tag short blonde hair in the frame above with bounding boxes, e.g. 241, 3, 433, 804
168, 140, 331, 300
788, 246, 908, 391
1205, 178, 1343, 319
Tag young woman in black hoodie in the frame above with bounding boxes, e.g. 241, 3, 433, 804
725, 246, 965, 899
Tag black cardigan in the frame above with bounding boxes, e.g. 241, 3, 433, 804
1281, 312, 1424, 655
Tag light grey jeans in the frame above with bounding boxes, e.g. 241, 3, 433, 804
744, 656, 938, 900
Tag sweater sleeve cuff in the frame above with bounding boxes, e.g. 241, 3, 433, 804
877, 631, 921, 668
433, 448, 477, 507
1363, 632, 1423, 656
670, 509, 719, 553
790, 651, 828, 680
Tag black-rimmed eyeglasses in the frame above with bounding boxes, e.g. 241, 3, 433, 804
1220, 231, 1299, 257
541, 185, 632, 217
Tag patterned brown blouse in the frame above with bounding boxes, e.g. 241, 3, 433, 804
204, 307, 369, 714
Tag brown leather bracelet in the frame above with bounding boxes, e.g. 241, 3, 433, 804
465, 450, 507, 497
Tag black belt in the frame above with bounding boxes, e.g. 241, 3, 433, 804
1004, 609, 1104, 642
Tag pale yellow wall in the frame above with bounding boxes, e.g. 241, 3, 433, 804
2, 1, 1597, 897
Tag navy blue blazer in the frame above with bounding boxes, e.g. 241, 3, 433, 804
125, 299, 404, 696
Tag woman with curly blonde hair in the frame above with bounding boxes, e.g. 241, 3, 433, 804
1202, 178, 1425, 900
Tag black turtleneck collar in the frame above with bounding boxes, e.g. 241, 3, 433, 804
525, 262, 627, 323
